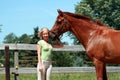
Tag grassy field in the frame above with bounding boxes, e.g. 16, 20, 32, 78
0, 72, 120, 80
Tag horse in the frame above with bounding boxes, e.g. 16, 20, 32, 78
49, 9, 120, 80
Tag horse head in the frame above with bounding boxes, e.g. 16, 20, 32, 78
49, 9, 71, 40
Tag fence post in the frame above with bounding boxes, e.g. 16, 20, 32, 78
14, 50, 19, 67
5, 46, 10, 80
12, 50, 19, 80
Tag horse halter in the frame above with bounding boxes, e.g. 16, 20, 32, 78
58, 16, 67, 33
50, 16, 67, 40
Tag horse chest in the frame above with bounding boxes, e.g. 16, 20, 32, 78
86, 36, 120, 62
85, 36, 107, 60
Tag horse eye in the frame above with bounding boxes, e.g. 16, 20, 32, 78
57, 21, 62, 24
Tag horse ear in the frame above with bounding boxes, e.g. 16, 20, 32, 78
57, 9, 63, 16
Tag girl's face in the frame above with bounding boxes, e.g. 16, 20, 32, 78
42, 29, 49, 41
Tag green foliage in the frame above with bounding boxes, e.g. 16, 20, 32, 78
0, 51, 4, 67
72, 51, 92, 67
2, 27, 39, 67
30, 27, 40, 44
67, 32, 80, 44
69, 0, 120, 44
75, 0, 120, 29
3, 32, 18, 43
19, 50, 37, 67
52, 51, 74, 67
18, 27, 39, 67
0, 50, 14, 67
18, 34, 32, 43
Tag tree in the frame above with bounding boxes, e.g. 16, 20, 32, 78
3, 32, 18, 43
52, 51, 74, 67
75, 0, 120, 29
3, 32, 18, 67
18, 32, 37, 67
18, 34, 32, 43
70, 0, 120, 45
30, 27, 40, 44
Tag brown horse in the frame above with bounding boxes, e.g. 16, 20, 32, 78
50, 9, 120, 80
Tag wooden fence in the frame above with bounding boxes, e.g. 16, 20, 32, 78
0, 44, 85, 74
0, 44, 120, 74
0, 44, 85, 67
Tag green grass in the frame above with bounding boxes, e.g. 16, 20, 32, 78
0, 72, 120, 80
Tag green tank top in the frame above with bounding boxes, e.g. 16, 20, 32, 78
37, 40, 53, 61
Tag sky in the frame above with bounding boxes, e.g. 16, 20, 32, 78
0, 0, 81, 44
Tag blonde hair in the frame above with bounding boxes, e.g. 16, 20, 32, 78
38, 27, 49, 39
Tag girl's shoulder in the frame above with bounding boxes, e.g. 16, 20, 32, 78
37, 40, 44, 46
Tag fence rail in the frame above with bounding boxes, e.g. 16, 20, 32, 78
0, 44, 85, 51
0, 44, 120, 74
0, 44, 85, 68
0, 67, 120, 74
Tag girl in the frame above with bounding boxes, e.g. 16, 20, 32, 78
36, 27, 63, 80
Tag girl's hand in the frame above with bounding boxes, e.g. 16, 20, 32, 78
39, 66, 43, 72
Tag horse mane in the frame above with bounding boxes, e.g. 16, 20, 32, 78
63, 12, 105, 26
95, 19, 105, 26
63, 12, 90, 21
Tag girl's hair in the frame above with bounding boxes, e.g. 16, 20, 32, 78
38, 27, 49, 39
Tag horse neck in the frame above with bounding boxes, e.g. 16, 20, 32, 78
70, 19, 97, 48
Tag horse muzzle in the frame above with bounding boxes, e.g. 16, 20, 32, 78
49, 31, 58, 40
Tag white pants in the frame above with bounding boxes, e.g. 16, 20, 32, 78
37, 61, 52, 80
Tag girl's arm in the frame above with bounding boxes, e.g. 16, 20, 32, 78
36, 44, 43, 72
